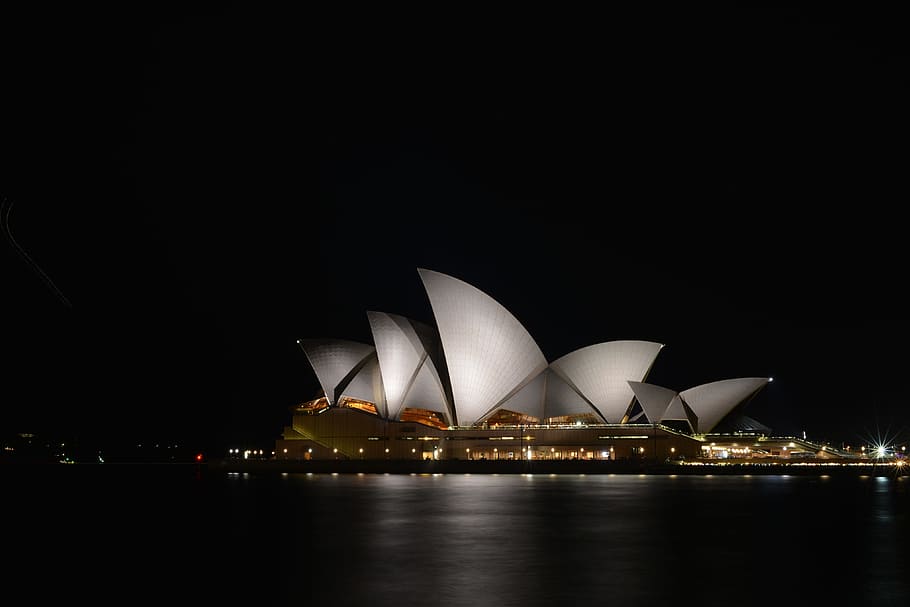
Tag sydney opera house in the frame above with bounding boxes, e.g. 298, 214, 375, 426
275, 269, 778, 463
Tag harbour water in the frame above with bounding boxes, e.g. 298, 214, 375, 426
5, 465, 908, 606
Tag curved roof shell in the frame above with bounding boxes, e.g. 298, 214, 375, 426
340, 355, 387, 415
628, 381, 698, 432
680, 377, 770, 433
543, 370, 598, 418
296, 271, 770, 433
367, 311, 452, 424
297, 338, 376, 406
496, 369, 548, 420
662, 394, 697, 432
549, 341, 664, 423
399, 357, 453, 426
628, 381, 677, 424
417, 268, 548, 426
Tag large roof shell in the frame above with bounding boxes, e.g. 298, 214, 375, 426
680, 377, 770, 433
495, 369, 548, 421
296, 272, 770, 433
367, 311, 450, 422
662, 394, 698, 433
628, 381, 677, 424
417, 268, 548, 426
297, 338, 376, 406
543, 370, 597, 418
340, 355, 387, 415
628, 381, 698, 432
549, 341, 664, 423
399, 357, 453, 426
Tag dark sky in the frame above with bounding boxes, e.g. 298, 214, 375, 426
3, 6, 908, 453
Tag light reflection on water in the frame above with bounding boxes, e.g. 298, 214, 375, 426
230, 473, 910, 607
6, 469, 907, 606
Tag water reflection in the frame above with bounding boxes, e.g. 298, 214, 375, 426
237, 473, 910, 606
11, 468, 902, 606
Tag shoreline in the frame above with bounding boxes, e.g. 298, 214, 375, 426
210, 458, 907, 477
3, 458, 904, 478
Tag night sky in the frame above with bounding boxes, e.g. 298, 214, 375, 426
3, 6, 908, 454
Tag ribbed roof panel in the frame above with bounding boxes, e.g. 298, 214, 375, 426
417, 268, 548, 427
367, 311, 427, 420
340, 355, 386, 414
628, 381, 676, 424
297, 338, 376, 405
680, 377, 770, 433
494, 369, 548, 421
400, 357, 452, 425
549, 341, 664, 423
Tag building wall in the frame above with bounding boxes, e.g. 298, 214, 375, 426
275, 407, 703, 461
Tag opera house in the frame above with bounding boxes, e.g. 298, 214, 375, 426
276, 268, 779, 463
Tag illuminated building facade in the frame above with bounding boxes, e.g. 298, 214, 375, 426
276, 269, 775, 462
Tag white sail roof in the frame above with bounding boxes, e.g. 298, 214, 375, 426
494, 369, 548, 421
628, 381, 677, 424
543, 369, 597, 418
340, 355, 387, 415
297, 338, 376, 405
680, 377, 770, 433
417, 268, 548, 426
367, 311, 446, 421
662, 394, 697, 433
549, 341, 664, 423
295, 270, 772, 436
399, 357, 453, 426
